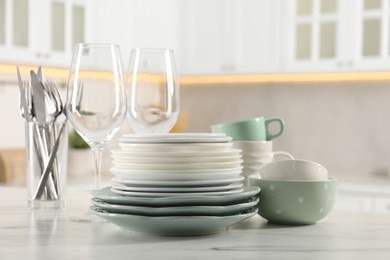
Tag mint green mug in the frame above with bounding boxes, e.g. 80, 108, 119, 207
211, 117, 284, 141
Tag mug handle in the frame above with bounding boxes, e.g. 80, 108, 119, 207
265, 118, 285, 140
272, 151, 294, 161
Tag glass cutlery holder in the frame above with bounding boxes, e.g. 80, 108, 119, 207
25, 121, 68, 209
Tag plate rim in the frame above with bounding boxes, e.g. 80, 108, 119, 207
110, 187, 245, 197
111, 182, 243, 192
91, 197, 259, 216
91, 186, 261, 206
89, 205, 258, 236
111, 176, 245, 187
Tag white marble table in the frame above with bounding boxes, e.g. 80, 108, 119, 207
0, 185, 390, 260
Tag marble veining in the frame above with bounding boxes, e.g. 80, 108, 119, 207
0, 186, 390, 260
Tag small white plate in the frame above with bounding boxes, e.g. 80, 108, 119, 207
92, 186, 261, 206
110, 166, 243, 174
118, 142, 233, 152
111, 187, 244, 197
111, 182, 243, 192
111, 176, 245, 187
111, 160, 243, 171
110, 148, 242, 158
120, 133, 232, 143
111, 155, 242, 164
91, 197, 258, 216
110, 169, 242, 181
90, 206, 258, 236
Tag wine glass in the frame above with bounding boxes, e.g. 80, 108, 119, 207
65, 43, 127, 189
126, 48, 180, 133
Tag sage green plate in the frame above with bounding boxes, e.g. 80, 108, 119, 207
91, 197, 259, 216
90, 206, 258, 236
92, 186, 260, 207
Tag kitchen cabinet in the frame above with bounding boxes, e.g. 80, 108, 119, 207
0, 0, 88, 67
335, 190, 374, 212
177, 0, 280, 75
283, 0, 390, 72
373, 196, 390, 213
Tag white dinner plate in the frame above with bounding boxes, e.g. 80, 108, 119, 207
111, 160, 243, 171
111, 176, 245, 187
110, 166, 243, 174
120, 133, 232, 143
90, 206, 258, 236
91, 186, 261, 206
91, 197, 258, 216
111, 154, 242, 164
111, 187, 244, 197
110, 148, 242, 158
111, 182, 243, 192
110, 169, 242, 181
118, 142, 233, 152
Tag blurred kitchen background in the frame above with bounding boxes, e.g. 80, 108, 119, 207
1, 0, 390, 212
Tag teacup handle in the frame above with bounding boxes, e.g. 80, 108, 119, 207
272, 151, 294, 161
265, 118, 285, 140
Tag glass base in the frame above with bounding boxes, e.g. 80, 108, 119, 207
28, 199, 65, 210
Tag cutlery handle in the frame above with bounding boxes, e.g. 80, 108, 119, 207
33, 121, 67, 200
34, 125, 58, 199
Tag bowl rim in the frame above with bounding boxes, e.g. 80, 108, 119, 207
260, 159, 327, 170
248, 175, 337, 183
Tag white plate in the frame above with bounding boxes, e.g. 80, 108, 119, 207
111, 160, 243, 171
120, 133, 232, 143
92, 186, 261, 206
118, 142, 233, 152
111, 182, 243, 192
110, 148, 242, 158
110, 166, 243, 174
90, 206, 258, 236
110, 169, 242, 181
111, 154, 242, 164
91, 197, 258, 216
111, 176, 245, 187
111, 187, 244, 197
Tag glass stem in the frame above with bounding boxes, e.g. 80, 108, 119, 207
91, 147, 103, 189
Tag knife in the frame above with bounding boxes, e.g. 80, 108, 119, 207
37, 66, 43, 82
30, 71, 47, 126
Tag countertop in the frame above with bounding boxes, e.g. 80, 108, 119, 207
0, 185, 389, 260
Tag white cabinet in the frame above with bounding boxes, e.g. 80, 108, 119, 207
177, 0, 280, 75
335, 190, 374, 212
335, 186, 390, 213
0, 0, 88, 67
282, 0, 390, 72
373, 196, 390, 213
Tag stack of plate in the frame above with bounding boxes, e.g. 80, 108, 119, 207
90, 133, 260, 236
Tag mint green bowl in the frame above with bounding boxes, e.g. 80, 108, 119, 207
248, 176, 337, 225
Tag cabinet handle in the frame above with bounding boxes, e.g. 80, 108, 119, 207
337, 61, 354, 68
35, 52, 51, 59
221, 64, 235, 71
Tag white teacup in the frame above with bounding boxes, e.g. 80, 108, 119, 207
232, 141, 294, 183
260, 159, 328, 181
